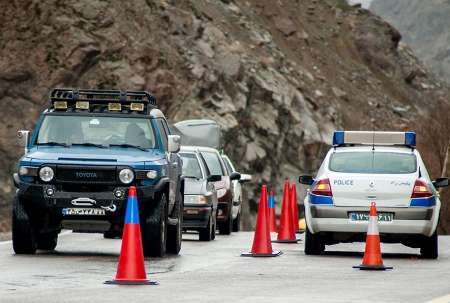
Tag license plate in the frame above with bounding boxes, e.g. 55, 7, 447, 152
62, 208, 106, 216
349, 212, 393, 222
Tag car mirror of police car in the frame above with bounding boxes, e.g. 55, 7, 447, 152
299, 175, 314, 185
207, 175, 222, 182
230, 172, 241, 181
433, 177, 449, 188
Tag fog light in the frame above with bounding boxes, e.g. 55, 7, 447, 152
114, 189, 124, 198
46, 188, 54, 196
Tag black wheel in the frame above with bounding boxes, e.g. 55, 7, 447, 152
211, 212, 217, 240
304, 224, 324, 255
420, 231, 438, 259
37, 232, 58, 251
232, 210, 241, 232
199, 212, 213, 241
103, 226, 122, 239
167, 191, 183, 254
12, 196, 37, 254
141, 193, 167, 257
218, 206, 233, 235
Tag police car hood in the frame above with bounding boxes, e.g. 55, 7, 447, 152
27, 146, 165, 164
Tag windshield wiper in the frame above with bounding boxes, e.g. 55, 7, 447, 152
109, 144, 147, 151
71, 143, 107, 149
37, 142, 69, 147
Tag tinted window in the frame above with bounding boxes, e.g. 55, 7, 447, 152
37, 115, 156, 148
329, 152, 417, 174
180, 153, 203, 179
201, 152, 225, 176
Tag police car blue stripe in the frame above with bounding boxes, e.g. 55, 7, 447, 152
309, 193, 333, 205
410, 196, 436, 207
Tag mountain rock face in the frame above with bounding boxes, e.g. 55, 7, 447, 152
0, 0, 449, 231
371, 0, 450, 84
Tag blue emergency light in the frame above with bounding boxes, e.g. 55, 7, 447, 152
332, 131, 416, 148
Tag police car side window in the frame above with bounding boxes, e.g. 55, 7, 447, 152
156, 119, 168, 150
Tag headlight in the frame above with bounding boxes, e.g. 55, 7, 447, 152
119, 168, 134, 184
184, 195, 208, 205
146, 170, 158, 179
217, 188, 227, 198
39, 166, 54, 182
19, 166, 38, 176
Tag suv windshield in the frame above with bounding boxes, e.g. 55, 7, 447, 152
329, 152, 417, 174
201, 151, 225, 176
180, 153, 203, 179
36, 115, 156, 149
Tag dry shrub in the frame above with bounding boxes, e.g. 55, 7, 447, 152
412, 102, 450, 234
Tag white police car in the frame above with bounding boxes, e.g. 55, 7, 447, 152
299, 131, 449, 259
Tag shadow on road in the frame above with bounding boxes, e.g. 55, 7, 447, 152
323, 250, 420, 259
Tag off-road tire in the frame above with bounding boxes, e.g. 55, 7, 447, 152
420, 230, 438, 259
304, 225, 325, 255
12, 196, 37, 254
199, 212, 213, 241
37, 232, 58, 251
232, 210, 241, 232
142, 193, 167, 257
167, 191, 183, 254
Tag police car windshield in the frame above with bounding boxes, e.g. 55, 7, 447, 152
180, 153, 203, 179
36, 115, 156, 149
329, 152, 417, 174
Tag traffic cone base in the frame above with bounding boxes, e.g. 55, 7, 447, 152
241, 250, 283, 257
352, 264, 393, 271
272, 238, 300, 244
105, 280, 159, 285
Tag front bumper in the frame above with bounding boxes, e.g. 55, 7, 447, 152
183, 205, 212, 229
306, 205, 438, 237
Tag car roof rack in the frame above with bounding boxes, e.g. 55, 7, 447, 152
50, 88, 156, 105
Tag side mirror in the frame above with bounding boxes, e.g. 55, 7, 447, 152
207, 175, 222, 182
17, 130, 30, 153
299, 175, 314, 185
230, 172, 241, 181
168, 135, 181, 153
239, 173, 252, 183
433, 177, 449, 188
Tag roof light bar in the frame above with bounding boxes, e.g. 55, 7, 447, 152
130, 103, 144, 111
332, 131, 416, 147
76, 101, 89, 110
108, 103, 121, 111
53, 101, 67, 110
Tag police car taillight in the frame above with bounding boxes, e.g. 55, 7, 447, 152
311, 179, 333, 196
411, 180, 433, 198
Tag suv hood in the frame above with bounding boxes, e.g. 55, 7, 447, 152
26, 146, 165, 164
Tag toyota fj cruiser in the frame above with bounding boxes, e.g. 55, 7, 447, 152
13, 89, 184, 257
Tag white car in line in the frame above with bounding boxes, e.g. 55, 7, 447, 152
299, 131, 449, 259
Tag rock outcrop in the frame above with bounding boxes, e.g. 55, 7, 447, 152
0, 0, 448, 230
371, 0, 450, 84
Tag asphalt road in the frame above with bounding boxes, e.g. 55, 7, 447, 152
0, 231, 449, 303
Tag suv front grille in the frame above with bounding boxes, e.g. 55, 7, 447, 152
56, 165, 117, 184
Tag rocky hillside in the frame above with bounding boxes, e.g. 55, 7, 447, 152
371, 0, 450, 84
0, 0, 449, 231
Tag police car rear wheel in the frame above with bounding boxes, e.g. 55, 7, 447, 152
37, 232, 58, 251
420, 231, 438, 259
304, 225, 325, 255
142, 193, 167, 257
12, 196, 37, 255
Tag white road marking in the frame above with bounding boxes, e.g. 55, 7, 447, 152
425, 294, 450, 303
0, 230, 72, 246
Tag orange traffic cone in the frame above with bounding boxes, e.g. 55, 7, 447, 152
105, 186, 158, 285
290, 184, 300, 234
268, 190, 278, 233
273, 180, 299, 243
353, 202, 393, 270
241, 185, 282, 257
